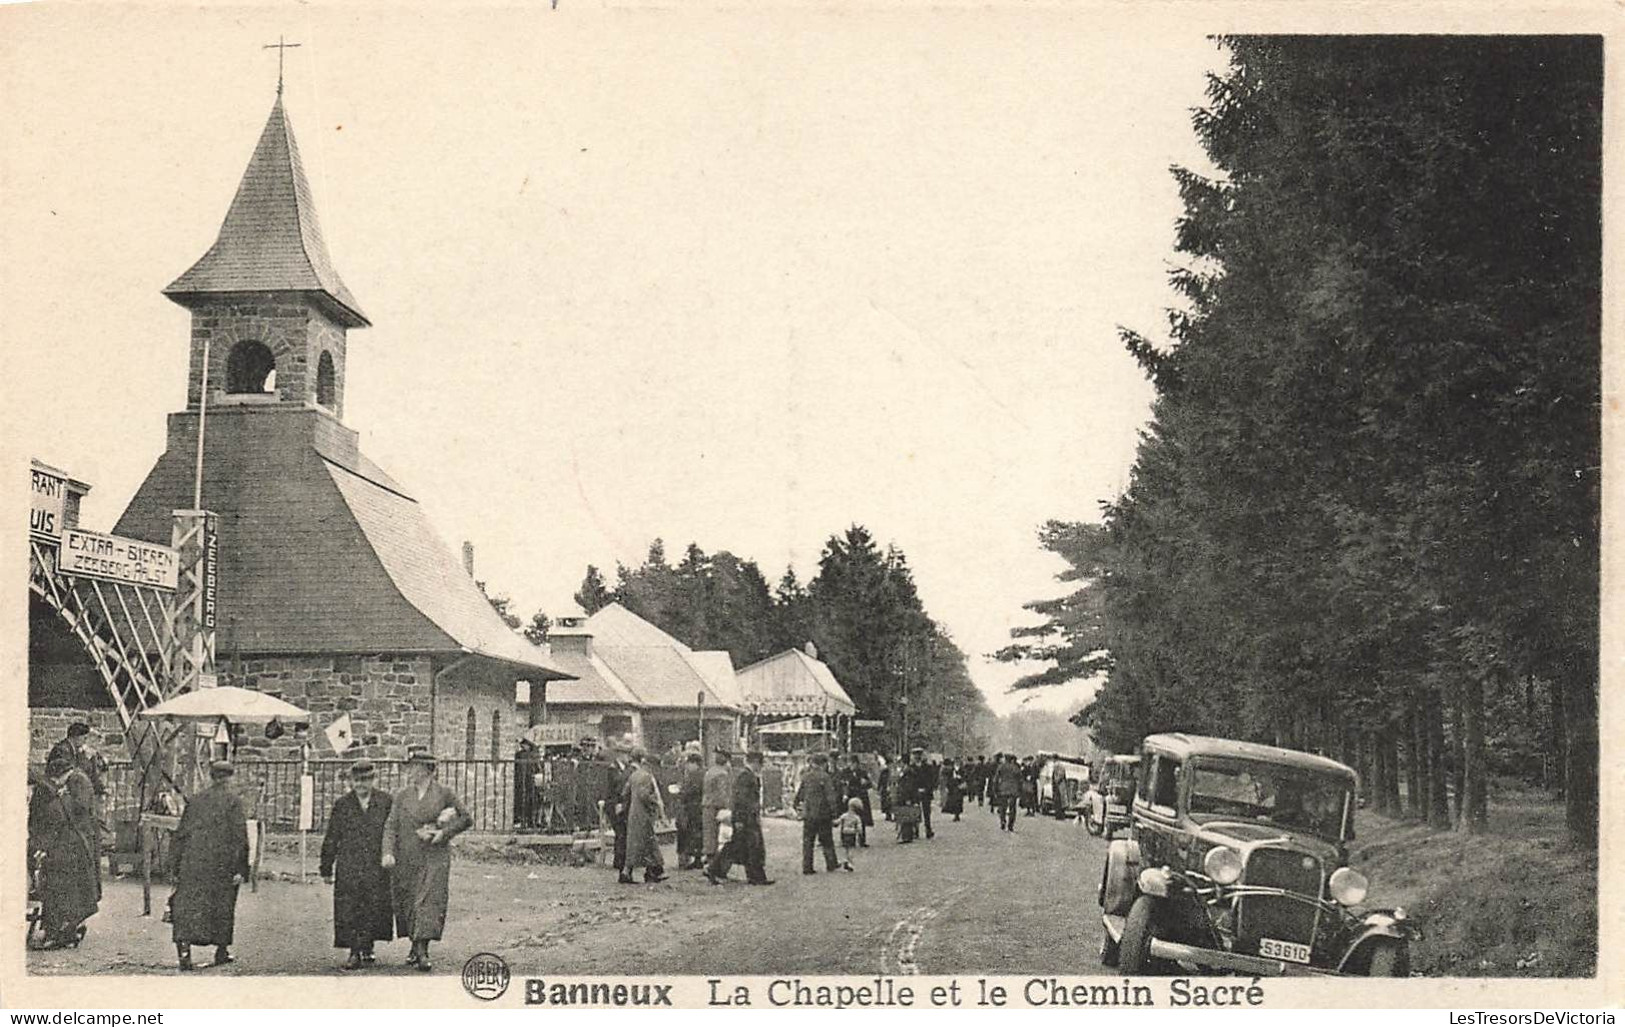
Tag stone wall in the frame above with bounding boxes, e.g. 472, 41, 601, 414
224, 652, 436, 760
433, 661, 518, 761
28, 707, 126, 767
186, 293, 349, 415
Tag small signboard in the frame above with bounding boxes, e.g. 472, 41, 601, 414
30, 466, 67, 541
528, 723, 584, 746
853, 719, 886, 728
298, 775, 315, 832
57, 528, 179, 590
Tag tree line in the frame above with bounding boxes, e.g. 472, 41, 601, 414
1000, 37, 1600, 844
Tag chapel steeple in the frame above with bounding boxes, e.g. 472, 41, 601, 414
165, 93, 368, 418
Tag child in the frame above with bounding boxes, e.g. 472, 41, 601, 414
715, 808, 734, 850
836, 798, 864, 871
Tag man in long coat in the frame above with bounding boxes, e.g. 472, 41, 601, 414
619, 750, 667, 884
381, 748, 472, 972
170, 760, 249, 970
706, 751, 773, 886
676, 750, 707, 869
835, 754, 873, 846
604, 739, 633, 873
794, 753, 841, 874
48, 722, 108, 847
28, 750, 101, 949
319, 759, 394, 970
993, 753, 1024, 832
701, 749, 732, 859
513, 738, 541, 831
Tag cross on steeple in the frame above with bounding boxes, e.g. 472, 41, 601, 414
264, 36, 301, 97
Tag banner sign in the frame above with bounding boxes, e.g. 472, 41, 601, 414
853, 719, 887, 728
58, 528, 180, 590
30, 466, 67, 540
528, 723, 584, 746
201, 513, 219, 628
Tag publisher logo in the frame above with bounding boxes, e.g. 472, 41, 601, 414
462, 952, 510, 1001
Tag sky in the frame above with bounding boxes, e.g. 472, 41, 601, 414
1, 6, 1221, 718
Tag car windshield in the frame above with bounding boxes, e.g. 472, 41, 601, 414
1188, 758, 1350, 838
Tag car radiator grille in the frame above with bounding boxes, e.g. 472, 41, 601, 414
1235, 848, 1323, 956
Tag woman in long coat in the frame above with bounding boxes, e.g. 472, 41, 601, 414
170, 761, 250, 970
676, 751, 706, 869
28, 752, 101, 948
381, 749, 472, 972
940, 760, 965, 820
619, 751, 667, 884
319, 760, 394, 969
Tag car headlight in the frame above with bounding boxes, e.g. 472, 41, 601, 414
1202, 846, 1243, 885
1328, 866, 1368, 906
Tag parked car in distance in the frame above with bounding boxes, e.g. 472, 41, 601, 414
1097, 733, 1414, 977
1083, 754, 1139, 838
1037, 754, 1091, 818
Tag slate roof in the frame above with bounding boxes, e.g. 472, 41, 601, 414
164, 97, 369, 327
735, 648, 857, 716
325, 460, 572, 675
543, 604, 742, 712
113, 408, 571, 679
522, 650, 639, 706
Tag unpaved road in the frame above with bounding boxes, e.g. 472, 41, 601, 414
28, 802, 1106, 977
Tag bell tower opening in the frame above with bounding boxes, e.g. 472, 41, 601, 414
226, 339, 277, 395
316, 351, 336, 409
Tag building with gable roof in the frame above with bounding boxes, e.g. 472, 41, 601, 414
96, 90, 573, 762
735, 646, 857, 752
538, 603, 743, 753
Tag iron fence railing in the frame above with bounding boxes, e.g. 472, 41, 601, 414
102, 759, 521, 834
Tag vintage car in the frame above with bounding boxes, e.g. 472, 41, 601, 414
1036, 754, 1091, 818
1083, 754, 1140, 838
1096, 733, 1414, 977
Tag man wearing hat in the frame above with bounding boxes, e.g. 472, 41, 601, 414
48, 722, 108, 840
619, 749, 667, 884
169, 760, 250, 970
706, 751, 773, 886
603, 736, 634, 874
675, 745, 707, 870
28, 748, 101, 949
381, 747, 472, 971
701, 748, 733, 862
319, 759, 395, 970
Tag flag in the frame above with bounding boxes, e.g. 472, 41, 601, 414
324, 712, 354, 753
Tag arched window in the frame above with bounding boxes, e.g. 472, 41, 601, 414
490, 709, 502, 761
226, 340, 277, 394
464, 707, 477, 760
316, 351, 336, 408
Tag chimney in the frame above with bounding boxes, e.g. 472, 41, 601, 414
549, 607, 593, 658
462, 541, 475, 578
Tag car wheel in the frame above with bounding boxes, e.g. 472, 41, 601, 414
1119, 894, 1157, 974
1364, 938, 1409, 977
1100, 929, 1121, 968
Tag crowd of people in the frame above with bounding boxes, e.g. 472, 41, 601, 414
26, 718, 1076, 973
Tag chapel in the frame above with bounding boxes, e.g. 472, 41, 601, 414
105, 90, 572, 761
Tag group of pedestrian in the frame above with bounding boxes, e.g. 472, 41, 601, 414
34, 724, 1060, 974
159, 745, 473, 974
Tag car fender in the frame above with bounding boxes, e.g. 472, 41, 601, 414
1099, 838, 1142, 915
1335, 913, 1414, 973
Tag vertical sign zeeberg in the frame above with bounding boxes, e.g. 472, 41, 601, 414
202, 513, 219, 629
